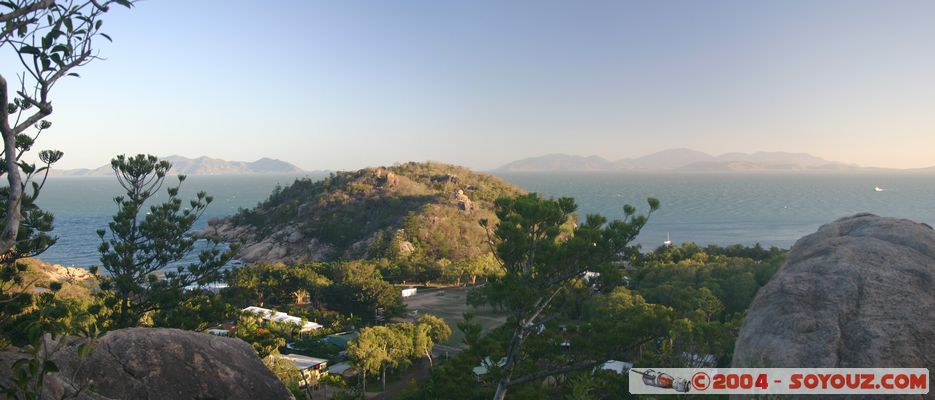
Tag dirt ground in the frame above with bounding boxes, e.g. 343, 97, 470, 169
402, 287, 507, 348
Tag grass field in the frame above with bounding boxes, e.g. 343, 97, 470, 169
401, 287, 507, 348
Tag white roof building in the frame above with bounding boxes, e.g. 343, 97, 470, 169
599, 360, 633, 375
276, 354, 328, 371
183, 282, 229, 293
473, 357, 507, 380
273, 354, 329, 387
242, 307, 323, 332
327, 361, 354, 376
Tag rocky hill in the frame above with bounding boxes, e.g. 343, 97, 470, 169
733, 214, 935, 376
199, 162, 526, 264
52, 155, 305, 176
495, 154, 619, 172
495, 149, 870, 172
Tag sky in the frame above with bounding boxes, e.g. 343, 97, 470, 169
14, 0, 935, 171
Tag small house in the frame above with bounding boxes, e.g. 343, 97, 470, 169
472, 357, 507, 381
597, 360, 632, 375
274, 354, 328, 387
322, 331, 359, 350
327, 361, 356, 378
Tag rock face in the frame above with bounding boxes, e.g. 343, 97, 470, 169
733, 214, 935, 374
0, 328, 293, 400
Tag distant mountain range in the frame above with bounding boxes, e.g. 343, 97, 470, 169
51, 155, 305, 176
494, 149, 928, 173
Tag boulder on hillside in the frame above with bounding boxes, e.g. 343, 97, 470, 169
733, 214, 935, 377
0, 328, 293, 400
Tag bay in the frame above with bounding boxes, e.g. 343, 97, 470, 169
33, 172, 935, 267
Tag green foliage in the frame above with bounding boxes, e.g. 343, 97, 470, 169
94, 154, 233, 329
633, 245, 785, 317
232, 313, 286, 358
347, 315, 451, 393
150, 290, 234, 332
228, 262, 331, 308
263, 354, 306, 399
631, 243, 786, 366
469, 193, 661, 399
318, 261, 404, 324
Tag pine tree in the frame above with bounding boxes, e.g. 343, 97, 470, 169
95, 154, 233, 329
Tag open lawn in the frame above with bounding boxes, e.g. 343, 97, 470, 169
402, 287, 507, 348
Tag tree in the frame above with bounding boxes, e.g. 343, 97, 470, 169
264, 354, 306, 399
0, 2, 133, 397
0, 0, 132, 258
347, 325, 390, 395
323, 261, 403, 324
149, 289, 233, 331
0, 0, 133, 340
232, 313, 285, 359
228, 262, 332, 308
347, 322, 424, 394
95, 154, 233, 329
413, 314, 451, 369
473, 193, 661, 400
384, 324, 415, 392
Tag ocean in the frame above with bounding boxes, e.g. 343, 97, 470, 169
32, 172, 935, 268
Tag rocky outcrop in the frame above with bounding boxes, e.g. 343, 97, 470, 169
733, 214, 935, 375
453, 189, 474, 212
199, 218, 334, 264
0, 328, 293, 400
195, 162, 525, 265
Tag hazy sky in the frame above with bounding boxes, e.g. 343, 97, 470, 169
18, 0, 935, 170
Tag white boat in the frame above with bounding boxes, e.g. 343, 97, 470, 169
663, 232, 672, 246
874, 186, 886, 192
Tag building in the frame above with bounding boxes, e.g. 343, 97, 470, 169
241, 306, 323, 334
183, 282, 229, 293
274, 354, 328, 387
472, 357, 507, 381
326, 361, 355, 378
206, 328, 229, 337
598, 360, 633, 375
322, 331, 359, 349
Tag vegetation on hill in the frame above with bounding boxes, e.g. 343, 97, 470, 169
401, 239, 786, 399
223, 162, 525, 282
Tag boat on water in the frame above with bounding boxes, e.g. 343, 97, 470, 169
663, 232, 672, 246
874, 186, 886, 192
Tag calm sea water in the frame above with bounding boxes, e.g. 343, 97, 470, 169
497, 172, 935, 251
32, 172, 935, 267
36, 174, 322, 268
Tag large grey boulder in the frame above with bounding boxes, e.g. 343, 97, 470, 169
0, 328, 293, 400
733, 214, 935, 372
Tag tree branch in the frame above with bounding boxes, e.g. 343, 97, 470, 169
504, 359, 604, 389
0, 74, 25, 255
0, 0, 55, 24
